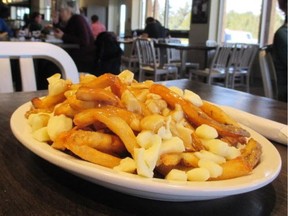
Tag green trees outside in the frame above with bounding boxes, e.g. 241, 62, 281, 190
168, 2, 191, 30
225, 11, 285, 39
225, 11, 260, 39
157, 2, 285, 36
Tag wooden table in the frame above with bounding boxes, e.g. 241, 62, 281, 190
0, 80, 286, 215
156, 42, 217, 77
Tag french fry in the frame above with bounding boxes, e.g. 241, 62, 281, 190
31, 93, 66, 110
76, 86, 122, 107
65, 129, 127, 156
65, 143, 121, 168
200, 101, 239, 127
73, 106, 141, 131
74, 108, 140, 157
81, 73, 126, 98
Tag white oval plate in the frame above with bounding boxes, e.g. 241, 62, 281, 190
10, 101, 282, 201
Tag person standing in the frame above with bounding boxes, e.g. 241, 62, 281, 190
53, 0, 95, 73
272, 0, 287, 102
90, 14, 106, 39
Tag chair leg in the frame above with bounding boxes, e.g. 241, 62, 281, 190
139, 69, 144, 82
246, 75, 250, 92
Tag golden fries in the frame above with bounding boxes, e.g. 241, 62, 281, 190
26, 71, 262, 182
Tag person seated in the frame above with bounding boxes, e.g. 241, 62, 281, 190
142, 17, 166, 39
90, 14, 106, 39
28, 12, 51, 36
94, 31, 123, 76
28, 12, 43, 32
0, 3, 13, 39
53, 0, 95, 73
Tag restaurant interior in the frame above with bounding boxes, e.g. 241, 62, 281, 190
0, 0, 286, 99
0, 1, 287, 215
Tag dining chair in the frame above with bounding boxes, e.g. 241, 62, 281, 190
135, 38, 178, 82
189, 43, 235, 86
226, 43, 259, 92
0, 41, 79, 93
120, 39, 139, 73
258, 47, 278, 99
158, 38, 199, 78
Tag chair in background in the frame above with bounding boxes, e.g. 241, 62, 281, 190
0, 42, 79, 93
227, 43, 258, 92
258, 47, 278, 99
189, 43, 235, 86
158, 38, 199, 78
135, 38, 178, 82
120, 39, 139, 73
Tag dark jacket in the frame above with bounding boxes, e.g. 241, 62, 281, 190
61, 14, 95, 73
94, 31, 123, 75
143, 21, 166, 38
272, 22, 287, 101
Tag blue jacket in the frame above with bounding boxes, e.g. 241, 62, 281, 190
0, 18, 13, 37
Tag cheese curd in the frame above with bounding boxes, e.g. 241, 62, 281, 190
47, 114, 73, 141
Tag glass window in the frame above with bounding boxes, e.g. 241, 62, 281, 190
119, 4, 126, 38
221, 0, 262, 44
220, 0, 285, 46
167, 0, 192, 30
145, 0, 192, 30
270, 1, 286, 44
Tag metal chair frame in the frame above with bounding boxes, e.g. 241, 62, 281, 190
135, 38, 178, 81
0, 41, 79, 93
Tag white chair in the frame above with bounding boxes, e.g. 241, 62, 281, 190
0, 41, 79, 93
227, 43, 258, 92
164, 38, 199, 78
259, 47, 278, 99
189, 43, 234, 86
135, 38, 178, 82
120, 39, 139, 73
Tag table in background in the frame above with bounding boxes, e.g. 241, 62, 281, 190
0, 79, 286, 216
156, 42, 217, 77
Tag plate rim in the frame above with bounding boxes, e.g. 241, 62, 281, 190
10, 101, 282, 201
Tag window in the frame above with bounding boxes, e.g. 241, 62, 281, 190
221, 0, 262, 44
10, 6, 30, 28
268, 0, 286, 44
219, 0, 286, 46
145, 0, 192, 30
119, 4, 126, 38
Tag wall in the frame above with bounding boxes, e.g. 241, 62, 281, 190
188, 0, 220, 68
189, 0, 220, 43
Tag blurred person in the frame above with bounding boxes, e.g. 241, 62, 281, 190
80, 7, 89, 24
272, 0, 287, 102
53, 0, 95, 73
90, 14, 106, 39
28, 12, 43, 32
22, 13, 30, 29
142, 17, 166, 39
28, 12, 50, 36
0, 2, 13, 38
94, 31, 123, 76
